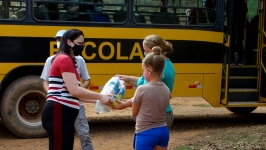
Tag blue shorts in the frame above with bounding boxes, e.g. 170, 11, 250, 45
133, 126, 169, 150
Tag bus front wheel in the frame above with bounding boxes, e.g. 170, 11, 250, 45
0, 75, 47, 138
226, 107, 257, 114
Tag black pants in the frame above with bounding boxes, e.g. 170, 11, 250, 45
42, 101, 79, 150
231, 28, 244, 63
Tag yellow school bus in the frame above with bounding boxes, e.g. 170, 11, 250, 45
0, 0, 265, 138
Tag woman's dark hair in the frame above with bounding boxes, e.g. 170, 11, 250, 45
52, 29, 84, 65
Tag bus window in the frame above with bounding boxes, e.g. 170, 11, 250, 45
133, 0, 216, 25
184, 0, 216, 25
133, 0, 179, 24
32, 0, 127, 23
246, 0, 259, 50
0, 0, 26, 20
102, 0, 127, 23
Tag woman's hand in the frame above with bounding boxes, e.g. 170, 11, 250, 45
115, 74, 139, 87
99, 94, 112, 106
115, 74, 129, 82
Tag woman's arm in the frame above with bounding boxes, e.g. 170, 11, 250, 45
80, 98, 97, 103
80, 79, 90, 89
118, 75, 139, 87
62, 72, 110, 104
43, 80, 49, 93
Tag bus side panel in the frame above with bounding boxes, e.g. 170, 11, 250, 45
173, 74, 203, 97
203, 74, 222, 107
0, 75, 4, 86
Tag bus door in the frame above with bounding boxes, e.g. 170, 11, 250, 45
221, 0, 234, 106
222, 0, 263, 113
259, 0, 266, 101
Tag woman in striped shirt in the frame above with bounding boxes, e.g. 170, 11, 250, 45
41, 29, 111, 150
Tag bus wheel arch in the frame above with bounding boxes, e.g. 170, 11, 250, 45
226, 107, 257, 114
1, 75, 47, 138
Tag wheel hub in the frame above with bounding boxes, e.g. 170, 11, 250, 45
18, 92, 45, 121
25, 100, 39, 113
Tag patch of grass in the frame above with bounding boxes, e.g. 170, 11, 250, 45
176, 125, 266, 150
175, 145, 194, 150
192, 104, 210, 107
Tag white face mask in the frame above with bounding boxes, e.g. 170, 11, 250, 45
57, 41, 60, 49
144, 51, 148, 56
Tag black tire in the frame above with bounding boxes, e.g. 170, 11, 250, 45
226, 107, 257, 114
1, 75, 47, 138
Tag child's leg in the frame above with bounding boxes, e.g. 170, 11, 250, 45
155, 145, 168, 150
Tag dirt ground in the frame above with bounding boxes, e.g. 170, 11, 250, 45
1, 97, 266, 150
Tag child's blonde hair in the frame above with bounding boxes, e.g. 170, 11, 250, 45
142, 46, 165, 76
143, 34, 173, 53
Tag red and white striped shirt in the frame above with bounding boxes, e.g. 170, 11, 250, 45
47, 54, 80, 109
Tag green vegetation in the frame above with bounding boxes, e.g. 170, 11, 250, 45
247, 0, 259, 21
175, 125, 266, 150
175, 145, 194, 150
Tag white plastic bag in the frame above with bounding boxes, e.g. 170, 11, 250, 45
95, 77, 126, 114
